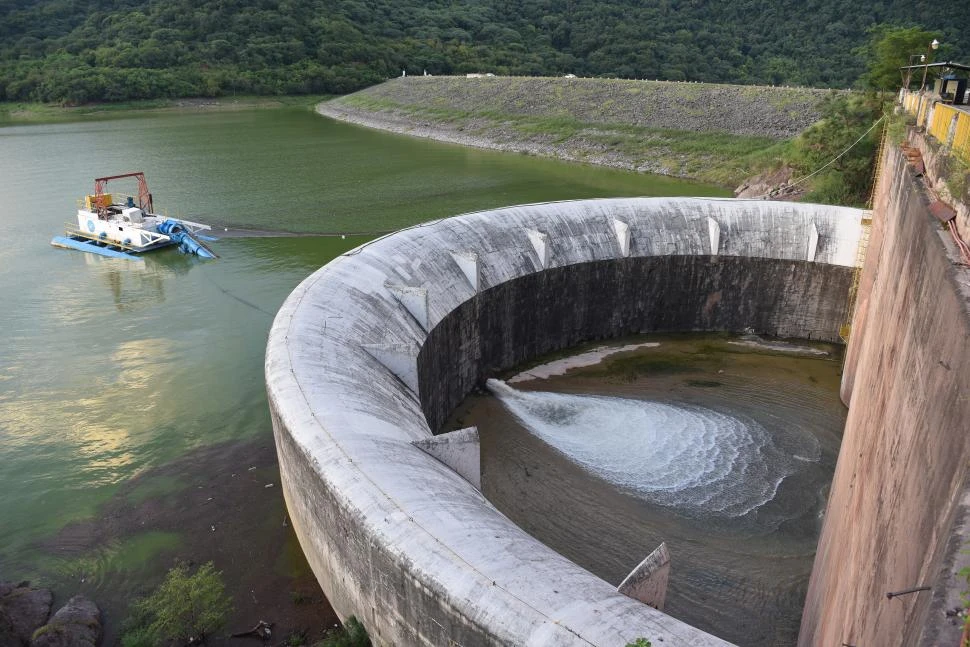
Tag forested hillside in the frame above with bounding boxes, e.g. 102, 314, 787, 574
2, 0, 969, 103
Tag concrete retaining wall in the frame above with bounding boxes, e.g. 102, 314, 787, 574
266, 197, 863, 646
420, 254, 852, 433
799, 146, 970, 646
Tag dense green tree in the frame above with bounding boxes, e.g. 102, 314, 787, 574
790, 91, 888, 206
121, 561, 232, 646
859, 25, 941, 91
1, 0, 968, 103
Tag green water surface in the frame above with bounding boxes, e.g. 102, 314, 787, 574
0, 106, 726, 585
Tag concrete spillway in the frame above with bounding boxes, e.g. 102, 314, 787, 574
265, 197, 864, 646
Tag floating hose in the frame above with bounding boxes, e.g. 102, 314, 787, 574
158, 219, 218, 258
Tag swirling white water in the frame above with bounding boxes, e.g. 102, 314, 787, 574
487, 378, 820, 518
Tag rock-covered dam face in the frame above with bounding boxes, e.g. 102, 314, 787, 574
265, 198, 863, 646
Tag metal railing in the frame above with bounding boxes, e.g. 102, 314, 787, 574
927, 104, 970, 162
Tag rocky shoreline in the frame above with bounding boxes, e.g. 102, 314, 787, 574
3, 440, 337, 647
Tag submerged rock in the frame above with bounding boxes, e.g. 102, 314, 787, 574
0, 582, 53, 647
30, 596, 101, 647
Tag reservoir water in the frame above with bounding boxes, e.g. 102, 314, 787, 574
0, 105, 727, 639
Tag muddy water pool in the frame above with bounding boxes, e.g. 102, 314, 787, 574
446, 334, 846, 646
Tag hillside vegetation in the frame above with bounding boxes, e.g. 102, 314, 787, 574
1, 0, 969, 103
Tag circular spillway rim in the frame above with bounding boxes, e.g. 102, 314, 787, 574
266, 197, 863, 646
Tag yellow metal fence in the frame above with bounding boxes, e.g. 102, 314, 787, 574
901, 90, 970, 162
928, 104, 970, 162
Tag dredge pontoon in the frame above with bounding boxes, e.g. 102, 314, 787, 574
51, 172, 218, 261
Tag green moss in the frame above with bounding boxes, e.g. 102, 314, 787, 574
126, 475, 187, 505
31, 624, 59, 640
886, 111, 914, 145
275, 529, 315, 579
588, 356, 692, 381
46, 531, 182, 582
945, 154, 970, 202
685, 379, 723, 387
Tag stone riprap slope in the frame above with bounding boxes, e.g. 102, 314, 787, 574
350, 76, 829, 138
320, 76, 836, 183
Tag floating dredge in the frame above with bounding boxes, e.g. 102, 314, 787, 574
51, 172, 218, 261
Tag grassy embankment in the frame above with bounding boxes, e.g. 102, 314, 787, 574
0, 94, 330, 125
324, 76, 842, 188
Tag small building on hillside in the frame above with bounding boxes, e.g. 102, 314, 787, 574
899, 61, 970, 104
935, 75, 968, 105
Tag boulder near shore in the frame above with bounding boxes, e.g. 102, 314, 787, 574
0, 583, 101, 647
0, 582, 52, 647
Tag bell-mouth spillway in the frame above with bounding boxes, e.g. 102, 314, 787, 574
265, 197, 864, 646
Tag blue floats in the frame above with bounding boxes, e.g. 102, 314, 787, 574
50, 236, 144, 261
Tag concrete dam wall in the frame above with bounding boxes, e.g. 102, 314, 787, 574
799, 146, 970, 646
266, 197, 863, 646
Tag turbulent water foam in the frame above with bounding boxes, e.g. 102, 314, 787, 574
487, 379, 819, 518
